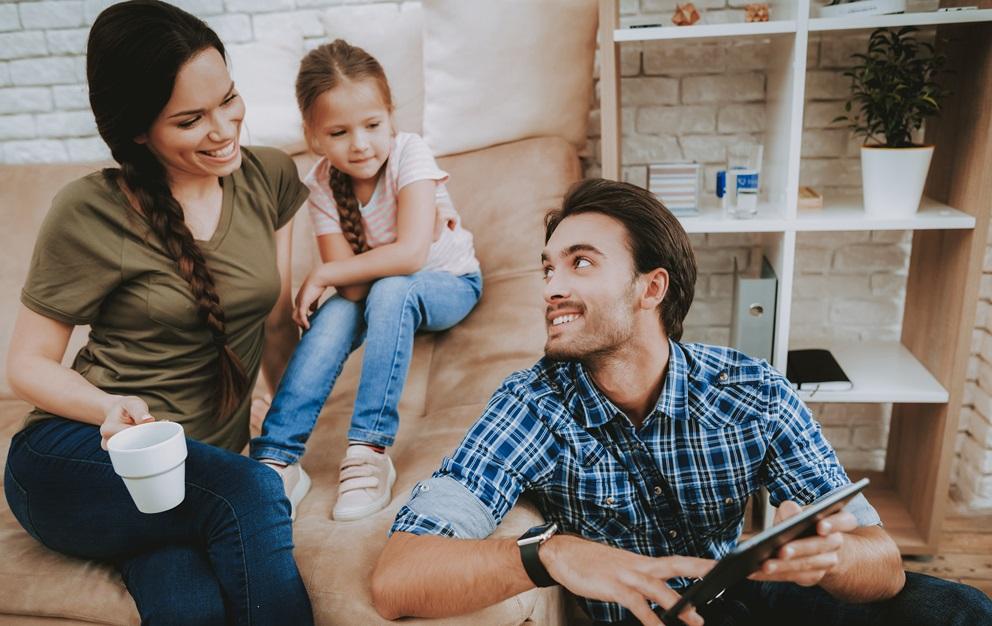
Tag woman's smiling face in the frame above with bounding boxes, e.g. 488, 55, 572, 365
136, 47, 245, 182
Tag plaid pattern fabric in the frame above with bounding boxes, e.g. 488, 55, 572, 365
391, 340, 851, 623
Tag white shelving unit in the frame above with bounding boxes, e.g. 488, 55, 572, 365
598, 0, 992, 555
810, 7, 992, 31
797, 342, 949, 404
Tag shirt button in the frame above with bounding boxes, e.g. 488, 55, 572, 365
653, 486, 663, 496
605, 497, 615, 505
669, 529, 678, 539
419, 484, 430, 492
718, 371, 729, 382
725, 497, 734, 505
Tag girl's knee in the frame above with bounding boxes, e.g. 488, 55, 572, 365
367, 275, 417, 311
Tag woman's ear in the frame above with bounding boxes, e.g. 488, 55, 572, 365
134, 133, 148, 145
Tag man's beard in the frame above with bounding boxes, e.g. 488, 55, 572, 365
544, 284, 638, 365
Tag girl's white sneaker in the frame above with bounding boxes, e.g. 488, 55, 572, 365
332, 445, 396, 521
262, 461, 311, 521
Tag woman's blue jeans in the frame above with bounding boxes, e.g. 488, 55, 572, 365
4, 418, 313, 625
250, 271, 482, 463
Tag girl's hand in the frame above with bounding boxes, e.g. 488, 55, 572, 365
100, 395, 155, 450
293, 269, 330, 330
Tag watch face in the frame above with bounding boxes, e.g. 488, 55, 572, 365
520, 524, 551, 541
518, 522, 556, 545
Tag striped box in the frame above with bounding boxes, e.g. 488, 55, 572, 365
648, 162, 701, 216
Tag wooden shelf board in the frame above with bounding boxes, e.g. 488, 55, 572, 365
794, 196, 976, 232
810, 8, 992, 32
615, 20, 796, 42
847, 470, 931, 554
795, 342, 949, 404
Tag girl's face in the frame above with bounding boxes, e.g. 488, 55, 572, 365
307, 79, 393, 182
136, 47, 245, 183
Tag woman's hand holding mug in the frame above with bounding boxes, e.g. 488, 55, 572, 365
100, 396, 155, 450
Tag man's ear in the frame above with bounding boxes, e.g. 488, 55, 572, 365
639, 268, 669, 311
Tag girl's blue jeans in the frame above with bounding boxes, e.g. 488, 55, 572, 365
4, 418, 313, 626
250, 271, 482, 463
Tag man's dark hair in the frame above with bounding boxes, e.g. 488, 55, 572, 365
544, 178, 697, 342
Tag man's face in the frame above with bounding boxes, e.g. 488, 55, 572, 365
541, 212, 641, 362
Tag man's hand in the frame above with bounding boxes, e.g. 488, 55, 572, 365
541, 534, 714, 626
100, 395, 155, 450
748, 500, 858, 587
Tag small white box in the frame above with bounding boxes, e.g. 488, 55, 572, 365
816, 0, 907, 18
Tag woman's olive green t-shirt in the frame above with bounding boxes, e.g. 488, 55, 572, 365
21, 147, 309, 452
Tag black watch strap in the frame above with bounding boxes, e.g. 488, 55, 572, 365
519, 539, 557, 588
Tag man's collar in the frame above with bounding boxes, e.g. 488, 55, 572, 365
570, 339, 691, 428
654, 338, 690, 422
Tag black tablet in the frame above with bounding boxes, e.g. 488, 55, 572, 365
661, 477, 870, 624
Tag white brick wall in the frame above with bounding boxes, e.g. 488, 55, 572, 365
0, 0, 988, 508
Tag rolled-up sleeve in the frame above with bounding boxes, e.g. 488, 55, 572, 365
389, 379, 558, 537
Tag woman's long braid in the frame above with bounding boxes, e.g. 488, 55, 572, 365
119, 154, 249, 421
329, 166, 368, 255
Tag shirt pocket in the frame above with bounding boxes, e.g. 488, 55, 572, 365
680, 477, 753, 548
146, 273, 201, 332
561, 443, 646, 541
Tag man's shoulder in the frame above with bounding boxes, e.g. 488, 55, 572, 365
682, 341, 779, 387
496, 357, 570, 402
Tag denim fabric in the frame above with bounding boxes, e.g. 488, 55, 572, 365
4, 418, 313, 626
603, 572, 992, 626
250, 271, 482, 462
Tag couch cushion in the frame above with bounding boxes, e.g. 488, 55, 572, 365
422, 0, 597, 157
439, 136, 582, 279
229, 37, 309, 155
0, 136, 581, 624
0, 400, 139, 625
320, 3, 424, 136
291, 403, 551, 625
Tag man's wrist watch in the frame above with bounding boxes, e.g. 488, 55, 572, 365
516, 522, 559, 588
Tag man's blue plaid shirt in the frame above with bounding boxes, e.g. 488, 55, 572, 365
390, 340, 877, 623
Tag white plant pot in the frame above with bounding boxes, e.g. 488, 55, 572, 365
860, 145, 934, 217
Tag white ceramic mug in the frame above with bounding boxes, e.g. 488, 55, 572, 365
107, 421, 187, 514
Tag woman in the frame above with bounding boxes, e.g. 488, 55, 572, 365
2, 1, 313, 623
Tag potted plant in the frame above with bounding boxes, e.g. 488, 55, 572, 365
835, 26, 948, 217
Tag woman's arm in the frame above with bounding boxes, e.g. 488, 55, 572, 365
7, 305, 152, 446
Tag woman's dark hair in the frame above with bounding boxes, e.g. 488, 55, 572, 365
88, 0, 248, 421
295, 39, 394, 255
544, 178, 697, 342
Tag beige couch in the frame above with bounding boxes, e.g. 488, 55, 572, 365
0, 135, 583, 624
0, 0, 600, 619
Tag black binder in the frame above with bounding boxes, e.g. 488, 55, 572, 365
786, 349, 853, 392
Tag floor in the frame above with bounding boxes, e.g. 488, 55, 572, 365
903, 505, 992, 598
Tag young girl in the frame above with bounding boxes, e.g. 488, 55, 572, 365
250, 40, 482, 522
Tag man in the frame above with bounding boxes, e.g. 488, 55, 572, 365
370, 179, 992, 625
